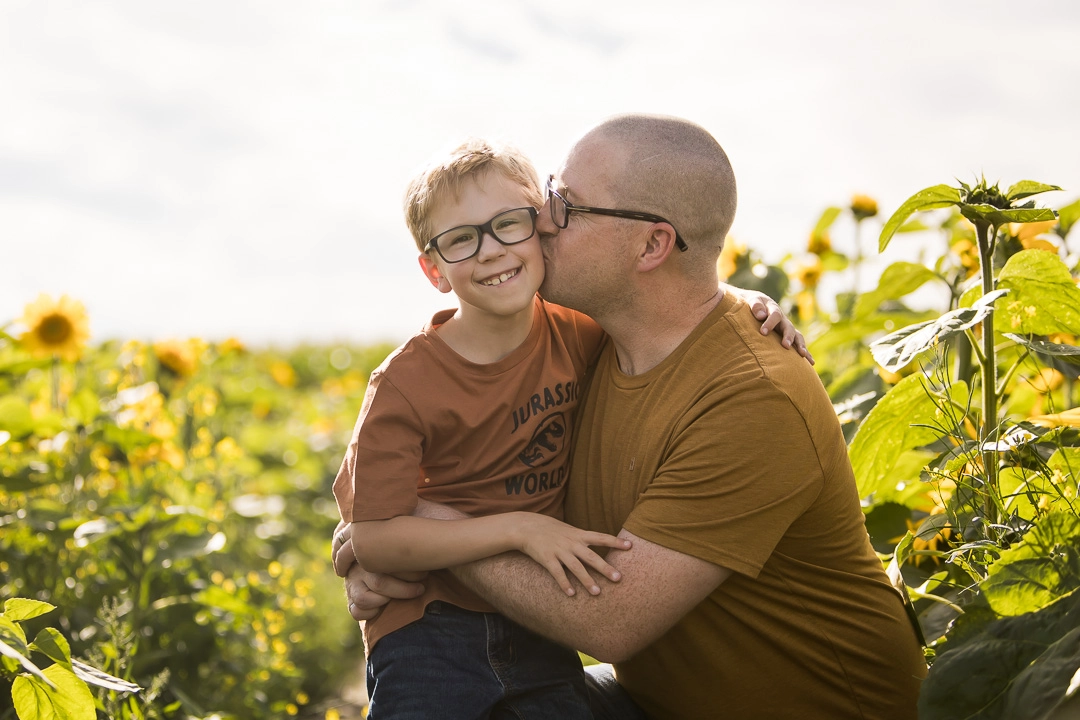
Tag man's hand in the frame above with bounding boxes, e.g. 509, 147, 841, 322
331, 520, 426, 622
724, 284, 814, 365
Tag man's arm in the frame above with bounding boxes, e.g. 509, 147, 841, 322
452, 528, 731, 663
350, 513, 629, 596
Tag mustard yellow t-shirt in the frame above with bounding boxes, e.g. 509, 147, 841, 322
565, 292, 926, 720
333, 296, 604, 653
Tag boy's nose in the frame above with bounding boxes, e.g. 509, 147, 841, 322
475, 231, 507, 261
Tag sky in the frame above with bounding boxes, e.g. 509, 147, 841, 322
3, 0, 1079, 346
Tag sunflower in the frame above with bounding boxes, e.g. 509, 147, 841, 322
20, 294, 91, 362
850, 194, 879, 221
153, 339, 200, 378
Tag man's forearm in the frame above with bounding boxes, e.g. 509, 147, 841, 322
452, 545, 630, 658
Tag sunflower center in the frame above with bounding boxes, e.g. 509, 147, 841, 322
39, 314, 73, 344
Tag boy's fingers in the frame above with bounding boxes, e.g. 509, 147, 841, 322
562, 553, 601, 595
544, 560, 575, 596
584, 554, 623, 583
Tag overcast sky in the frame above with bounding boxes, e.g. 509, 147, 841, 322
3, 0, 1079, 345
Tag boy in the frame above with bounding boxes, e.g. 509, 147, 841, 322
332, 138, 797, 719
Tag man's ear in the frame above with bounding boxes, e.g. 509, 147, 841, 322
418, 254, 453, 293
637, 223, 679, 272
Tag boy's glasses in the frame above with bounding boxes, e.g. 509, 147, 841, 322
546, 175, 688, 252
424, 207, 539, 264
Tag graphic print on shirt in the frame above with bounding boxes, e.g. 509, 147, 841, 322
502, 380, 580, 496
518, 412, 565, 467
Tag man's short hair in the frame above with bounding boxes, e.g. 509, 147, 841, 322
587, 114, 737, 256
403, 138, 544, 252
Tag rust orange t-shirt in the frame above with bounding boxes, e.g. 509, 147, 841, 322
565, 292, 926, 720
333, 296, 605, 653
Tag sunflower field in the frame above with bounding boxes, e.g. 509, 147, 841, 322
4, 177, 1080, 719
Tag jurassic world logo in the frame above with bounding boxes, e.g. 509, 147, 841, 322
517, 412, 566, 468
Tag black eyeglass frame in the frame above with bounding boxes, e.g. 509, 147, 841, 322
546, 175, 688, 252
423, 206, 539, 264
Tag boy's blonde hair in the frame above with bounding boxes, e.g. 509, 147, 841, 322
404, 138, 544, 252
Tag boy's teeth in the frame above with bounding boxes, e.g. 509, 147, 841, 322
482, 270, 517, 286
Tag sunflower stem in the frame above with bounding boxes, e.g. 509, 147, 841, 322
50, 356, 60, 411
975, 220, 1000, 542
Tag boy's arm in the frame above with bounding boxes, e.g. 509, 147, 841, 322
336, 505, 730, 662
351, 512, 631, 596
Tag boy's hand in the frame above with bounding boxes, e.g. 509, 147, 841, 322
723, 284, 815, 365
332, 520, 426, 622
508, 513, 632, 597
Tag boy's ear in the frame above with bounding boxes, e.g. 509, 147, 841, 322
418, 253, 453, 294
636, 223, 679, 273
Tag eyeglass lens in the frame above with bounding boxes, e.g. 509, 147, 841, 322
547, 180, 568, 228
431, 207, 536, 263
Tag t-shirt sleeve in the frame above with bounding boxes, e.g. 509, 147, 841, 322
622, 381, 824, 578
570, 308, 607, 367
332, 370, 425, 523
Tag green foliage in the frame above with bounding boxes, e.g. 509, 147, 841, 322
1, 336, 393, 717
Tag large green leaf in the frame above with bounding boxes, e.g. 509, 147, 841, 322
919, 590, 1080, 720
868, 290, 1008, 371
849, 374, 967, 499
997, 249, 1080, 335
854, 261, 941, 318
959, 203, 1058, 228
3, 599, 56, 622
12, 664, 95, 720
1006, 181, 1063, 202
880, 184, 961, 252
982, 513, 1080, 617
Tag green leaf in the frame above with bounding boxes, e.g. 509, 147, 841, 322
868, 290, 1008, 371
1006, 180, 1062, 202
879, 184, 961, 252
67, 388, 101, 427
1058, 198, 1080, 237
3, 599, 56, 623
919, 591, 1080, 720
12, 663, 96, 720
0, 638, 54, 690
194, 585, 254, 617
959, 203, 1057, 228
30, 628, 71, 667
812, 206, 842, 238
983, 513, 1080, 616
854, 262, 941, 319
0, 615, 28, 649
1004, 334, 1080, 365
0, 396, 35, 439
848, 374, 967, 498
72, 517, 120, 547
997, 249, 1080, 335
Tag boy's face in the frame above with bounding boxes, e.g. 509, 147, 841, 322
419, 171, 544, 322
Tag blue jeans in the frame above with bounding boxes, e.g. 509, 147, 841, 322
366, 601, 594, 719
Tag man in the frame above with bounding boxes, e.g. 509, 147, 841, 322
336, 114, 926, 719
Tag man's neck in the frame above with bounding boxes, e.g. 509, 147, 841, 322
602, 285, 725, 376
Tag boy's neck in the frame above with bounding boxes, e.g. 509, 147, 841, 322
434, 298, 537, 364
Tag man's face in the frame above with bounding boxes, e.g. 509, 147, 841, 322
537, 139, 636, 315
420, 172, 545, 322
